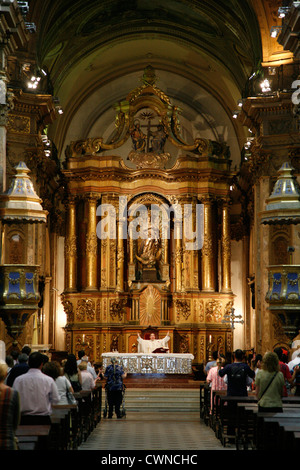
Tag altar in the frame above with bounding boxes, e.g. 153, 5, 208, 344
101, 352, 194, 374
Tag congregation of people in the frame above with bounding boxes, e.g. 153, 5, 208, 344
0, 347, 104, 450
204, 346, 300, 414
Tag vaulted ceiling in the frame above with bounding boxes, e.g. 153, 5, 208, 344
25, 0, 280, 167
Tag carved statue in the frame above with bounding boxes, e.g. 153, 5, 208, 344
130, 121, 146, 152
136, 225, 162, 268
149, 124, 167, 154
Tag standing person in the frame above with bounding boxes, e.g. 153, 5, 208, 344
78, 362, 95, 391
274, 347, 297, 396
104, 358, 127, 419
0, 362, 20, 450
6, 353, 29, 387
64, 354, 82, 392
204, 351, 218, 375
43, 361, 75, 405
255, 351, 285, 413
13, 352, 60, 424
206, 358, 227, 412
218, 349, 255, 396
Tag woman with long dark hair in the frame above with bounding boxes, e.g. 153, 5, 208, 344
63, 354, 82, 392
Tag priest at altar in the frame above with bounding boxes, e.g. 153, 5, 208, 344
137, 331, 170, 354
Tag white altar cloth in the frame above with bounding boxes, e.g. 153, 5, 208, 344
101, 352, 194, 374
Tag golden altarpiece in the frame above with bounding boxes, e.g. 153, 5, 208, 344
61, 67, 236, 364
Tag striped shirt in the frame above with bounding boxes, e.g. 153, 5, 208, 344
0, 385, 20, 450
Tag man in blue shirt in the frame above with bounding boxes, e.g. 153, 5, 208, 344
219, 349, 255, 396
104, 358, 127, 418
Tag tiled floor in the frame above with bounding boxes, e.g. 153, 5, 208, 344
78, 412, 233, 451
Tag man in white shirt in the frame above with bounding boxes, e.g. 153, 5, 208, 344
137, 331, 170, 354
13, 351, 60, 424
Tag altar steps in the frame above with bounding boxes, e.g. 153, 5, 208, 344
123, 373, 199, 389
123, 388, 200, 413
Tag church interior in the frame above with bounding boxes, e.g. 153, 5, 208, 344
1, 0, 300, 374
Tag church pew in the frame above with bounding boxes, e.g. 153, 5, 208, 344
91, 384, 103, 427
52, 404, 79, 449
209, 389, 227, 433
215, 394, 257, 447
17, 435, 39, 450
50, 408, 72, 450
292, 431, 300, 449
15, 424, 51, 450
254, 412, 300, 450
235, 403, 300, 450
73, 390, 94, 443
278, 423, 300, 450
200, 383, 210, 424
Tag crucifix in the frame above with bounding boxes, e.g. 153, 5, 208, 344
138, 110, 158, 153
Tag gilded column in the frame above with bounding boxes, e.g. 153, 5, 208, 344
221, 198, 232, 293
65, 196, 77, 292
174, 219, 183, 292
201, 196, 215, 292
85, 193, 98, 291
116, 218, 125, 292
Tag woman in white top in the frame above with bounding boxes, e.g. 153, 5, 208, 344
56, 372, 74, 405
43, 361, 75, 405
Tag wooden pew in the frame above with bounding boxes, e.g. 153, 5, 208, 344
16, 424, 51, 450
292, 431, 300, 449
236, 403, 300, 450
17, 436, 39, 450
215, 394, 257, 447
52, 404, 79, 449
255, 411, 300, 450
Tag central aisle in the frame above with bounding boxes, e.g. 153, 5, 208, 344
78, 411, 233, 451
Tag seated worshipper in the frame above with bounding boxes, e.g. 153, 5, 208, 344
13, 351, 60, 424
6, 353, 29, 387
255, 351, 285, 413
218, 349, 255, 397
104, 358, 127, 419
206, 358, 227, 412
0, 362, 20, 450
137, 331, 170, 354
78, 361, 95, 391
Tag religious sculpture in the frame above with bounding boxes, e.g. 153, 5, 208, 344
136, 226, 162, 268
291, 330, 300, 360
137, 331, 170, 354
149, 124, 167, 154
130, 121, 146, 152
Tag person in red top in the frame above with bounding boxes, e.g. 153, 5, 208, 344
274, 347, 297, 396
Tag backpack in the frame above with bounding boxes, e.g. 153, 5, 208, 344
229, 364, 246, 384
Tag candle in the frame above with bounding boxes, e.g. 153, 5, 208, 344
209, 335, 212, 343
82, 334, 85, 342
